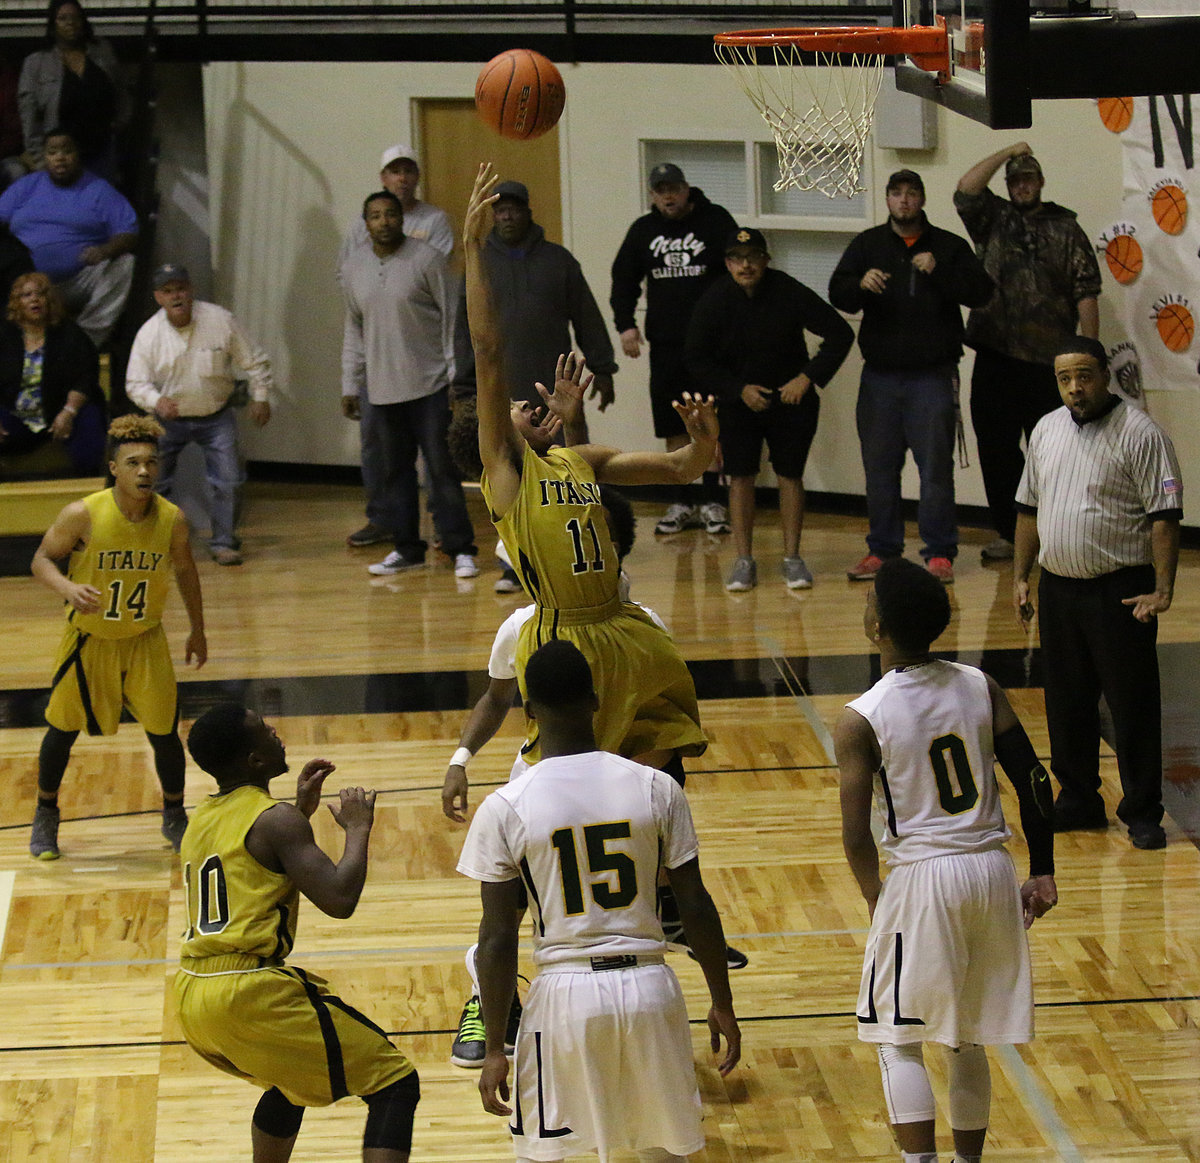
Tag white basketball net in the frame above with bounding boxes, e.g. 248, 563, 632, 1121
715, 41, 886, 200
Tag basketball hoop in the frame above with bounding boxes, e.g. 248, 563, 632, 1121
714, 23, 950, 199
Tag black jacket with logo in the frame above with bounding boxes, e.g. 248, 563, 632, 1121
610, 187, 738, 346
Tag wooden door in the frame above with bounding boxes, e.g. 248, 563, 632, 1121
416, 98, 562, 258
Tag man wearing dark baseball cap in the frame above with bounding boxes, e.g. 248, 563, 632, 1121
954, 142, 1101, 563
830, 168, 993, 586
610, 162, 738, 536
685, 224, 853, 593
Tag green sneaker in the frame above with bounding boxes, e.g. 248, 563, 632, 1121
450, 995, 486, 1068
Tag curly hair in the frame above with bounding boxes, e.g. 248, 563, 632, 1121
447, 396, 484, 480
108, 413, 165, 447
873, 557, 951, 654
187, 704, 255, 779
7, 272, 65, 327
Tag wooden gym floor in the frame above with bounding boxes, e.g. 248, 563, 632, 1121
2, 481, 1200, 1162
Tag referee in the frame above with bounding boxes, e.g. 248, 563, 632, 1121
1013, 336, 1182, 849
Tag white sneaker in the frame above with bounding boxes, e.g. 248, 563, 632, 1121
368, 551, 423, 576
700, 501, 732, 535
454, 554, 480, 579
655, 503, 699, 535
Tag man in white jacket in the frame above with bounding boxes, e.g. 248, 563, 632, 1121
125, 263, 273, 565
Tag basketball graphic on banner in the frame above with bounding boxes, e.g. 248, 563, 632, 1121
1104, 233, 1143, 284
1097, 96, 1134, 133
1150, 183, 1188, 235
1153, 300, 1194, 353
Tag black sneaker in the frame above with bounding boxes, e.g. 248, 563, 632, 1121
450, 995, 486, 1068
347, 523, 390, 547
1052, 797, 1108, 833
1130, 822, 1167, 850
662, 918, 749, 970
162, 804, 188, 852
30, 803, 61, 861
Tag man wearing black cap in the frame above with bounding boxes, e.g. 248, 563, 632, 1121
955, 143, 1102, 563
830, 169, 993, 586
611, 162, 737, 536
125, 263, 273, 565
685, 227, 852, 592
453, 178, 616, 421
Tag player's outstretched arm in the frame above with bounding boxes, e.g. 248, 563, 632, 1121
534, 352, 591, 448
32, 500, 100, 613
835, 708, 883, 916
464, 162, 522, 514
169, 511, 207, 668
247, 787, 376, 919
574, 393, 718, 486
442, 677, 518, 822
667, 858, 741, 1076
476, 878, 524, 1115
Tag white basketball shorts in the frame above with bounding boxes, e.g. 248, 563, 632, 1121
856, 847, 1033, 1047
508, 961, 705, 1160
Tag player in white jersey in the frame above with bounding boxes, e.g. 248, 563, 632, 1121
836, 558, 1058, 1163
457, 640, 740, 1162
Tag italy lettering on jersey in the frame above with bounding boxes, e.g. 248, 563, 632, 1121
457, 752, 699, 967
482, 442, 618, 612
179, 785, 299, 969
68, 489, 178, 640
847, 660, 1010, 866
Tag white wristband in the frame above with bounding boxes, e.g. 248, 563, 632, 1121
450, 747, 473, 768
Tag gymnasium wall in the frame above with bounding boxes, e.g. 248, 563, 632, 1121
203, 60, 1192, 517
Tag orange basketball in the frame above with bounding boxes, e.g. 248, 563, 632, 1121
1155, 302, 1194, 353
1152, 185, 1188, 235
1097, 96, 1133, 133
1104, 234, 1143, 285
475, 49, 565, 141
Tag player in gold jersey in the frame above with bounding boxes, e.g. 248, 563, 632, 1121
177, 704, 419, 1162
29, 414, 206, 860
460, 162, 719, 777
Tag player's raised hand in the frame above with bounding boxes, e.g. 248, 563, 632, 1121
295, 758, 336, 818
708, 1004, 741, 1076
442, 764, 469, 822
537, 352, 590, 425
672, 391, 719, 445
479, 1050, 513, 1116
464, 163, 500, 249
328, 786, 376, 833
1021, 874, 1057, 929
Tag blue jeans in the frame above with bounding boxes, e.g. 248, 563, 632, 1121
360, 387, 441, 532
373, 388, 476, 559
156, 408, 242, 551
856, 365, 957, 561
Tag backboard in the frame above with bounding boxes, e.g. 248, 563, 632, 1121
893, 0, 1200, 129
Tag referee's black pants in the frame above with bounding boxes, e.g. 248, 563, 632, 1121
1039, 565, 1164, 829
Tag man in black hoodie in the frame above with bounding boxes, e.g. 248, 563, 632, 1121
611, 163, 737, 536
830, 169, 993, 586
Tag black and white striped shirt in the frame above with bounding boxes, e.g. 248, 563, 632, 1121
1015, 399, 1182, 579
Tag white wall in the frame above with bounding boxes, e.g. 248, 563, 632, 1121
204, 60, 1189, 516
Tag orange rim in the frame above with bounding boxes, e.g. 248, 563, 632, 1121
714, 22, 950, 76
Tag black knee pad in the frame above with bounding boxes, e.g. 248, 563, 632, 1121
362, 1070, 420, 1153
252, 1086, 305, 1139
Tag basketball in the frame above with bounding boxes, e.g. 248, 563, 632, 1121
1104, 234, 1143, 285
1097, 96, 1133, 133
1151, 184, 1188, 235
1155, 302, 1194, 353
475, 49, 566, 141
